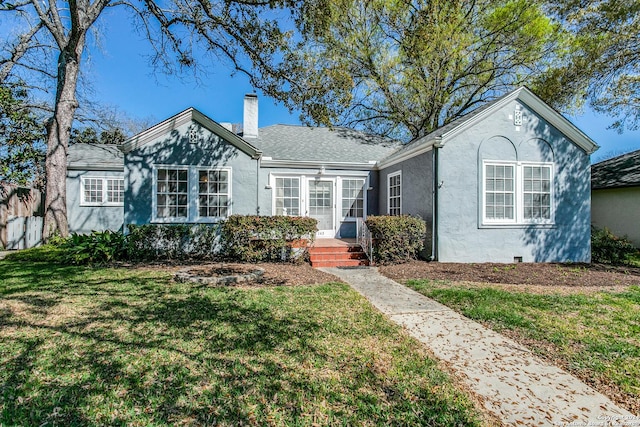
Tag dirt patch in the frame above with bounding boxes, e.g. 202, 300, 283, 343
164, 263, 340, 287
380, 261, 640, 290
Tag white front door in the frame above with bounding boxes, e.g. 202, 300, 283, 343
308, 178, 335, 238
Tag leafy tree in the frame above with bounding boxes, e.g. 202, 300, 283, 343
0, 83, 45, 186
0, 0, 308, 240
272, 0, 560, 140
536, 0, 640, 132
69, 126, 127, 145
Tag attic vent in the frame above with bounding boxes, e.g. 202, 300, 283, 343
514, 109, 523, 126
189, 127, 198, 144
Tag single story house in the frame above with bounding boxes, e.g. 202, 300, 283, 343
591, 149, 640, 247
67, 87, 599, 262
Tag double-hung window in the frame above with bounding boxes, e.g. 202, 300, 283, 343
274, 177, 300, 216
198, 170, 229, 218
482, 161, 553, 225
153, 166, 231, 222
156, 168, 189, 219
484, 164, 515, 223
388, 171, 402, 215
81, 176, 124, 206
342, 178, 365, 219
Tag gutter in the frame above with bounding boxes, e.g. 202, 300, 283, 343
431, 138, 443, 261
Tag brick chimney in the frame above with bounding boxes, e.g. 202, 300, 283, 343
243, 93, 258, 139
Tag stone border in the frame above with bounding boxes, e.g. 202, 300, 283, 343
175, 265, 265, 285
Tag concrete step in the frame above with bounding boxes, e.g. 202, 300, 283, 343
310, 252, 368, 261
308, 245, 362, 254
311, 259, 370, 268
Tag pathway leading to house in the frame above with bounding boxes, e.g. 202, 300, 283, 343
321, 266, 635, 426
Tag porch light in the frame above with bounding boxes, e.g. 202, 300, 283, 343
318, 167, 325, 176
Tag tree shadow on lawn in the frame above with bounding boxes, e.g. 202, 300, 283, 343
0, 267, 338, 425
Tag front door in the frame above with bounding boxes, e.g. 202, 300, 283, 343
308, 179, 335, 238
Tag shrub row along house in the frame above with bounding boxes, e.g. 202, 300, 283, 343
67, 87, 599, 263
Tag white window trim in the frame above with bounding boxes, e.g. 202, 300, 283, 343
272, 175, 301, 217
339, 177, 366, 222
387, 170, 402, 215
481, 161, 517, 225
481, 160, 555, 227
152, 165, 232, 224
519, 161, 554, 225
194, 166, 232, 222
80, 176, 124, 207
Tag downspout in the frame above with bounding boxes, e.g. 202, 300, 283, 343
431, 139, 442, 261
255, 155, 261, 215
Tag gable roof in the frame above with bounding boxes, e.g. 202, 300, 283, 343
68, 143, 124, 171
254, 125, 400, 168
592, 149, 640, 190
121, 107, 261, 159
378, 87, 599, 169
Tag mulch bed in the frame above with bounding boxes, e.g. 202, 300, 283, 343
379, 260, 640, 288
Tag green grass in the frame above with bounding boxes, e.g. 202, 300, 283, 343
406, 279, 640, 406
0, 261, 483, 426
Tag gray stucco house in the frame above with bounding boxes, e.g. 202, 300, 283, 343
591, 149, 640, 247
67, 87, 599, 262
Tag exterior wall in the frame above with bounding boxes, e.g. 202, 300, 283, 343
67, 169, 124, 234
437, 99, 592, 262
125, 120, 259, 227
257, 167, 376, 238
378, 151, 434, 257
592, 187, 640, 247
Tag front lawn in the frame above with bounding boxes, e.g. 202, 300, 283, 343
404, 278, 640, 415
0, 261, 485, 426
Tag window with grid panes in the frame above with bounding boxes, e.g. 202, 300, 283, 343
523, 165, 552, 220
156, 168, 188, 218
482, 161, 554, 225
388, 172, 401, 215
342, 179, 365, 218
81, 177, 124, 206
484, 164, 515, 221
275, 177, 300, 216
198, 170, 230, 218
83, 178, 103, 204
106, 178, 124, 204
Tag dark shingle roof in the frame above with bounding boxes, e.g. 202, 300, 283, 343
68, 143, 124, 170
251, 125, 400, 164
592, 149, 640, 189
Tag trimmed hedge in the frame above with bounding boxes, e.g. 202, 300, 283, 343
127, 224, 219, 260
221, 215, 317, 262
591, 226, 638, 265
366, 215, 427, 264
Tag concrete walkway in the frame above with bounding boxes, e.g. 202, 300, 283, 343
321, 267, 635, 426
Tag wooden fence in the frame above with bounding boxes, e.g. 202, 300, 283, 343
0, 183, 44, 250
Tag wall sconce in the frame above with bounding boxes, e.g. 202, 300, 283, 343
318, 166, 325, 175
367, 186, 374, 191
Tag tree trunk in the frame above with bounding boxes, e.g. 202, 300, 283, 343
42, 37, 85, 241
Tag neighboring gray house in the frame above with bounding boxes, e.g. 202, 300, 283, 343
591, 149, 640, 247
67, 87, 599, 262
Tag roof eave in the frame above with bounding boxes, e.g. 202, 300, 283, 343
260, 158, 378, 170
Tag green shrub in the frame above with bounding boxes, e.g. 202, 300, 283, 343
366, 215, 427, 264
220, 215, 317, 262
126, 224, 195, 260
591, 226, 639, 265
62, 230, 127, 264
